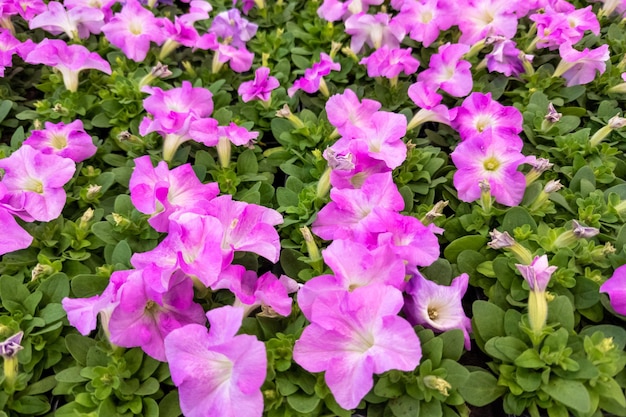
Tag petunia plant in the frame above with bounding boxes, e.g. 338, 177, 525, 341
0, 0, 625, 417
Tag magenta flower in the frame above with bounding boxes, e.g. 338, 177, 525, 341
360, 46, 419, 78
312, 172, 404, 241
418, 43, 473, 97
451, 134, 527, 206
213, 265, 295, 317
24, 38, 111, 92
344, 12, 405, 53
0, 29, 24, 77
296, 239, 407, 319
530, 5, 599, 50
456, 0, 518, 45
485, 38, 528, 77
237, 66, 279, 103
23, 120, 96, 162
14, 0, 46, 20
288, 53, 340, 97
553, 43, 610, 87
331, 110, 408, 169
0, 145, 75, 222
404, 269, 472, 349
317, 0, 384, 22
0, 183, 32, 256
293, 285, 422, 410
209, 8, 258, 49
600, 264, 626, 316
164, 306, 267, 417
28, 1, 104, 40
394, 0, 456, 47
407, 81, 454, 127
101, 0, 164, 62
325, 88, 381, 138
451, 92, 523, 149
213, 43, 254, 73
129, 156, 219, 233
108, 270, 206, 361
62, 269, 128, 336
515, 255, 557, 292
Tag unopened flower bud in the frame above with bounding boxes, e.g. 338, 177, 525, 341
316, 167, 331, 199
79, 208, 94, 229
590, 114, 626, 147
423, 375, 452, 396
31, 263, 54, 281
544, 102, 562, 124
111, 213, 130, 228
422, 200, 448, 225
85, 184, 102, 200
552, 220, 599, 249
572, 220, 600, 239
488, 230, 534, 264
525, 157, 553, 185
1, 331, 24, 391
330, 41, 342, 59
275, 104, 306, 129
479, 179, 492, 213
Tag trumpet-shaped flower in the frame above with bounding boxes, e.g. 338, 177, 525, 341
237, 66, 279, 103
554, 42, 609, 87
297, 239, 407, 319
0, 29, 24, 77
344, 12, 405, 53
23, 120, 96, 162
28, 1, 104, 39
456, 0, 518, 45
317, 0, 384, 22
404, 269, 472, 349
418, 42, 473, 97
164, 306, 267, 417
288, 53, 340, 97
129, 156, 220, 233
360, 46, 419, 78
515, 254, 556, 292
325, 88, 381, 138
101, 0, 164, 62
485, 38, 529, 77
451, 133, 526, 206
209, 8, 258, 49
24, 38, 111, 92
0, 145, 75, 222
109, 270, 206, 361
451, 92, 523, 148
600, 265, 626, 316
312, 172, 404, 241
293, 285, 422, 410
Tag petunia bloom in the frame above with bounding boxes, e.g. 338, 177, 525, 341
553, 42, 610, 87
600, 264, 626, 316
404, 269, 472, 349
0, 145, 75, 222
237, 66, 279, 103
164, 306, 267, 417
23, 119, 96, 162
293, 285, 422, 410
288, 53, 340, 97
24, 38, 111, 92
418, 42, 473, 97
28, 1, 104, 40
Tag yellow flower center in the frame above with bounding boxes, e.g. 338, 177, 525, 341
483, 157, 500, 171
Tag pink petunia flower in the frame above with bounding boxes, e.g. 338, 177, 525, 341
600, 264, 626, 316
325, 88, 381, 138
418, 42, 473, 97
24, 38, 111, 92
407, 81, 455, 127
451, 91, 524, 149
0, 184, 33, 256
344, 12, 405, 53
317, 0, 384, 22
485, 37, 529, 77
0, 28, 24, 76
28, 1, 104, 40
360, 45, 419, 79
288, 53, 340, 97
293, 285, 422, 410
23, 119, 96, 162
108, 269, 206, 361
101, 0, 164, 62
404, 269, 472, 349
0, 145, 75, 222
394, 0, 456, 48
456, 0, 518, 45
129, 156, 220, 233
450, 133, 527, 206
516, 255, 557, 292
553, 42, 610, 87
237, 66, 279, 103
164, 306, 267, 417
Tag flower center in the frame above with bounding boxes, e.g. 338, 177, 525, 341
50, 134, 68, 149
483, 157, 500, 171
428, 307, 438, 320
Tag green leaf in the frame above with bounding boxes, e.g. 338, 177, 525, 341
10, 395, 50, 415
143, 398, 160, 417
70, 274, 109, 298
111, 239, 132, 267
389, 395, 421, 417
55, 366, 88, 383
237, 149, 259, 174
541, 378, 591, 413
458, 371, 506, 406
38, 303, 66, 324
159, 391, 182, 417
547, 296, 574, 332
38, 273, 70, 304
286, 392, 320, 413
514, 349, 545, 369
472, 301, 505, 344
65, 334, 96, 365
484, 337, 528, 362
501, 207, 537, 233
439, 329, 465, 361
443, 235, 487, 263
18, 375, 57, 396
0, 100, 13, 123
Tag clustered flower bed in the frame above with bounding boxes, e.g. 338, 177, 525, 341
0, 0, 625, 416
